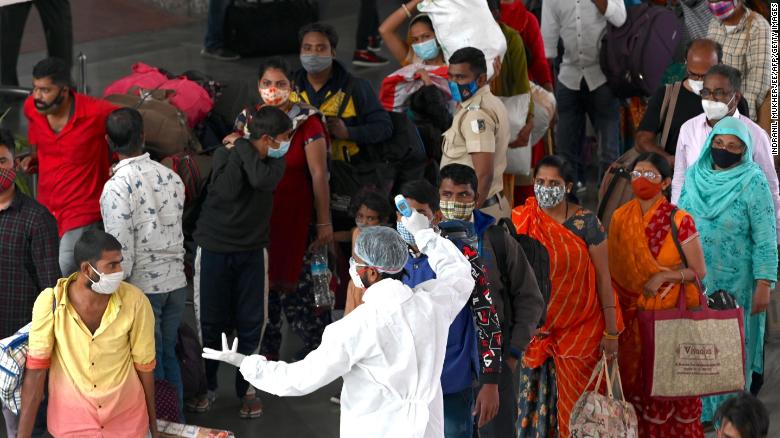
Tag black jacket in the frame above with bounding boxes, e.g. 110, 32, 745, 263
193, 139, 285, 252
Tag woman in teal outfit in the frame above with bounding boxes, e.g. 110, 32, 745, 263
678, 116, 778, 422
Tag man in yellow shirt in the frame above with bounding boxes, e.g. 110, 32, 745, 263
18, 230, 158, 438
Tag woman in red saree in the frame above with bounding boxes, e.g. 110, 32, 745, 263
609, 152, 707, 437
512, 156, 622, 438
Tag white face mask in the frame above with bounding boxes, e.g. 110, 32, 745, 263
687, 79, 704, 95
348, 258, 366, 289
701, 95, 734, 121
88, 264, 124, 295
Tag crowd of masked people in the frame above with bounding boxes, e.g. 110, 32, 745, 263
0, 0, 777, 437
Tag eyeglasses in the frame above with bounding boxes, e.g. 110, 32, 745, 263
630, 170, 661, 180
686, 70, 706, 81
699, 88, 733, 100
349, 257, 370, 269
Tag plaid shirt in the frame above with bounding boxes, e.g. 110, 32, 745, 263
708, 7, 772, 120
680, 0, 712, 40
0, 192, 60, 338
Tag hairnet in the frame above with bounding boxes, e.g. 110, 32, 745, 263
354, 226, 409, 274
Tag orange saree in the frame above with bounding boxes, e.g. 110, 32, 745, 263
609, 198, 704, 437
512, 198, 613, 438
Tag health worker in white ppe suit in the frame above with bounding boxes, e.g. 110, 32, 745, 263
202, 211, 476, 437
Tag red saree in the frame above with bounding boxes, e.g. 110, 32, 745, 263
512, 198, 612, 438
609, 198, 704, 437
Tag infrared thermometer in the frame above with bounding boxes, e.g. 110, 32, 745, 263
394, 194, 413, 218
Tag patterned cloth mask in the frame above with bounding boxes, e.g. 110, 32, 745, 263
260, 86, 291, 106
534, 184, 566, 209
396, 220, 417, 247
440, 200, 476, 221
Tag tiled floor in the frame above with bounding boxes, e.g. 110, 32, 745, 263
1, 0, 778, 436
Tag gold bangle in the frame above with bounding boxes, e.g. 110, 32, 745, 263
603, 330, 620, 340
680, 270, 685, 284
401, 3, 412, 18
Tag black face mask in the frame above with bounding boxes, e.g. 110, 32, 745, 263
711, 147, 743, 169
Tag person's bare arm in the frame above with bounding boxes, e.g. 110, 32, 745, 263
588, 240, 619, 357
378, 0, 422, 64
137, 369, 159, 438
635, 131, 674, 165
305, 137, 333, 249
17, 369, 47, 438
471, 152, 495, 207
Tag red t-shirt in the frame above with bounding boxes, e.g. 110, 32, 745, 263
24, 93, 116, 236
500, 1, 554, 86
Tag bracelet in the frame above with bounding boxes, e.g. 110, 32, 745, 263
602, 305, 616, 310
680, 270, 685, 284
401, 3, 412, 18
316, 223, 332, 227
603, 330, 620, 340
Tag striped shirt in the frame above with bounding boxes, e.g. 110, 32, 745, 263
707, 8, 772, 121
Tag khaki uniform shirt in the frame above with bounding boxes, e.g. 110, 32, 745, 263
441, 86, 510, 199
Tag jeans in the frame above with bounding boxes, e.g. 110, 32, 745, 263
197, 247, 266, 399
476, 361, 520, 438
0, 0, 73, 86
355, 0, 378, 50
58, 221, 102, 277
147, 287, 187, 419
443, 388, 474, 438
554, 78, 621, 183
203, 0, 233, 50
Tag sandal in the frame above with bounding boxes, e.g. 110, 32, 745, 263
239, 395, 263, 419
185, 392, 214, 413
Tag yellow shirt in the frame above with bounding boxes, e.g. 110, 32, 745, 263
441, 85, 510, 199
28, 274, 156, 437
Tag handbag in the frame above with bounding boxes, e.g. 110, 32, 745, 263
637, 208, 747, 399
570, 354, 638, 437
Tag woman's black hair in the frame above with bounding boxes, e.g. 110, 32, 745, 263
350, 189, 393, 223
714, 392, 769, 438
409, 14, 434, 33
257, 57, 293, 82
534, 155, 579, 203
632, 152, 673, 180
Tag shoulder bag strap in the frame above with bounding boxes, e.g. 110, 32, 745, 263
486, 221, 511, 289
669, 206, 689, 268
660, 81, 682, 148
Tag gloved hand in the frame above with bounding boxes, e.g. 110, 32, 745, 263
401, 210, 430, 236
202, 332, 246, 368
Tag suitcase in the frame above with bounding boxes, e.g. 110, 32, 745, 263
224, 0, 319, 57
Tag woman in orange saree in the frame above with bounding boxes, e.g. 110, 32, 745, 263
609, 152, 707, 437
513, 156, 622, 438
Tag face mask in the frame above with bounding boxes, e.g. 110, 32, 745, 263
631, 178, 663, 200
34, 88, 65, 114
440, 200, 476, 221
0, 167, 15, 193
88, 264, 124, 295
687, 79, 704, 95
711, 147, 743, 168
396, 220, 417, 247
355, 220, 369, 229
701, 95, 734, 121
259, 86, 291, 106
267, 139, 291, 159
708, 0, 738, 20
412, 38, 440, 61
534, 184, 566, 209
349, 258, 366, 289
448, 80, 479, 103
300, 54, 333, 74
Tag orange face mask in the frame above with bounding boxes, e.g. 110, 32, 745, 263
631, 178, 663, 200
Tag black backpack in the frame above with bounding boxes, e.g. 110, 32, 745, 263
176, 323, 207, 401
487, 218, 551, 328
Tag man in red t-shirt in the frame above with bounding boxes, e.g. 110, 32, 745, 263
20, 57, 115, 276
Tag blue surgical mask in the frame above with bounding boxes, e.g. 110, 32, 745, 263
412, 38, 440, 61
448, 80, 479, 103
267, 139, 291, 159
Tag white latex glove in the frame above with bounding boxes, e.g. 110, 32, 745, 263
202, 332, 246, 368
401, 210, 430, 236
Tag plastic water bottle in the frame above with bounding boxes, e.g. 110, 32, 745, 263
311, 247, 333, 309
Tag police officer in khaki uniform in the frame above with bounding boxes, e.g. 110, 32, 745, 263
441, 47, 511, 219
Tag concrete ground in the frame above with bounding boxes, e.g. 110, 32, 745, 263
1, 0, 778, 436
